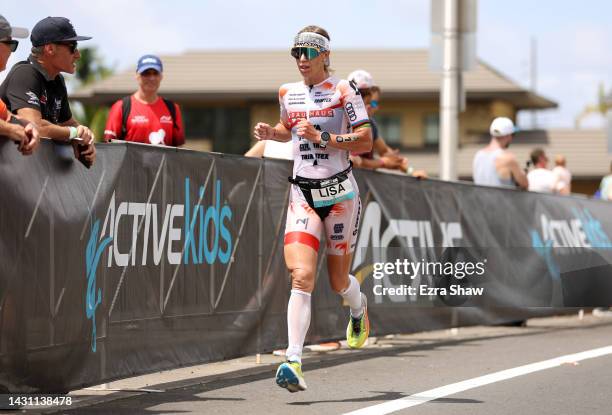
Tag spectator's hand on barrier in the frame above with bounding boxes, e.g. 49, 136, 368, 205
295, 120, 319, 142
380, 155, 402, 170
71, 125, 96, 168
76, 125, 94, 145
254, 122, 275, 141
20, 123, 40, 155
7, 123, 29, 152
412, 169, 428, 179
400, 157, 409, 173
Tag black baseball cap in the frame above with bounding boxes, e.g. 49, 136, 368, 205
31, 17, 92, 47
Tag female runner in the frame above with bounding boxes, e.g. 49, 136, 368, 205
253, 25, 372, 393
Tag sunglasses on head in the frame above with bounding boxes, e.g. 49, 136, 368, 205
290, 47, 321, 60
0, 39, 19, 52
55, 41, 78, 54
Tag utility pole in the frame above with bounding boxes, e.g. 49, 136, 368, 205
439, 0, 461, 181
433, 0, 477, 181
531, 37, 537, 129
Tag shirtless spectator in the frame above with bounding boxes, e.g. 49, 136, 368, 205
473, 117, 527, 189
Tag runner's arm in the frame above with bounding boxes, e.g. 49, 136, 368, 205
296, 120, 372, 153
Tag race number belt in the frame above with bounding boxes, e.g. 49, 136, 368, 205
289, 164, 354, 208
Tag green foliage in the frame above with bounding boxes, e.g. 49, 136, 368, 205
71, 46, 114, 141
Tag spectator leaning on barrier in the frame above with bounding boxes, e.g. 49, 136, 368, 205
346, 69, 408, 173
527, 148, 567, 194
0, 16, 96, 167
0, 15, 39, 156
472, 117, 528, 189
599, 161, 612, 201
104, 55, 184, 146
552, 154, 572, 194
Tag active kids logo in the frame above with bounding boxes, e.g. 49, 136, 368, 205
85, 177, 233, 352
530, 208, 612, 280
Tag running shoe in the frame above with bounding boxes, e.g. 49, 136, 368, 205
346, 293, 370, 349
275, 360, 307, 392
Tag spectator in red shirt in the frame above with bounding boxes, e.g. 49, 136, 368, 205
104, 55, 184, 146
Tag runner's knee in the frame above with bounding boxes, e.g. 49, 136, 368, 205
290, 267, 315, 293
328, 271, 349, 294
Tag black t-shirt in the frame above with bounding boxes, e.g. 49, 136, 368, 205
0, 55, 72, 124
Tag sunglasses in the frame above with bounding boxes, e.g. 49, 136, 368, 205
290, 47, 321, 60
0, 39, 19, 52
370, 100, 379, 108
56, 41, 78, 54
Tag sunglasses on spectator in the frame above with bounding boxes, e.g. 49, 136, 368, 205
370, 100, 379, 108
0, 39, 19, 52
290, 47, 321, 60
55, 41, 78, 54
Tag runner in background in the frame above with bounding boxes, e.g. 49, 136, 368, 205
253, 25, 372, 393
0, 14, 39, 155
104, 55, 184, 146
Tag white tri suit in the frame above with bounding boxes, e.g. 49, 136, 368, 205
279, 76, 371, 256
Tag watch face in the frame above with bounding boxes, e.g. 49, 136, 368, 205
321, 132, 330, 141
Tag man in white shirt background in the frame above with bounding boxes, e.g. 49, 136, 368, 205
527, 148, 569, 195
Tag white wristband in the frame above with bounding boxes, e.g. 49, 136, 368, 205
68, 126, 78, 139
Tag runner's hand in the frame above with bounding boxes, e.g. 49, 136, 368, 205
254, 122, 275, 141
295, 120, 319, 142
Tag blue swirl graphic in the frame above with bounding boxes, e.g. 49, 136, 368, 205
85, 219, 113, 352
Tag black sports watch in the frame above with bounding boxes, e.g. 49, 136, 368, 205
319, 131, 331, 148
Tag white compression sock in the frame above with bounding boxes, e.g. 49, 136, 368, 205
285, 289, 312, 364
340, 275, 364, 318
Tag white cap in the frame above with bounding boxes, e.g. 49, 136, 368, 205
347, 69, 374, 89
489, 117, 517, 137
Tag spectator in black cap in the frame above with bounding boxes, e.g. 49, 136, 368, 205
0, 14, 39, 155
0, 16, 95, 167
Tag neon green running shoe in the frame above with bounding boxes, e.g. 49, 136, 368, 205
275, 360, 307, 392
346, 293, 370, 349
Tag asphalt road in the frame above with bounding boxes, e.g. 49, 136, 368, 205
54, 314, 612, 415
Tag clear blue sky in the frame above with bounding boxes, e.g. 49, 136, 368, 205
2, 0, 610, 128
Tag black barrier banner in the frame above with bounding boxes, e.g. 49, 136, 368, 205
0, 140, 610, 393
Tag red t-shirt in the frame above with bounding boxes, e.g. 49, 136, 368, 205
104, 95, 185, 146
